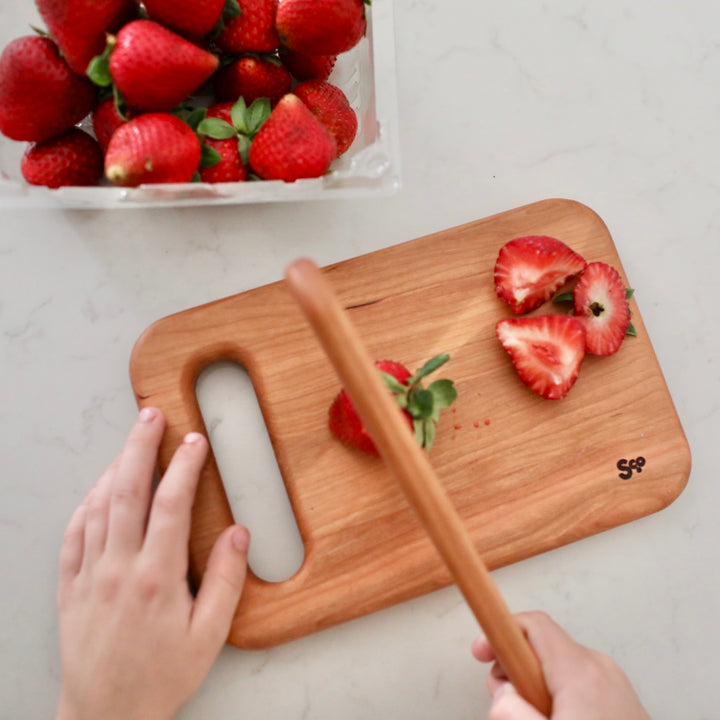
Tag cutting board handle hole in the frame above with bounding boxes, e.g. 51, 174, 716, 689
196, 361, 305, 583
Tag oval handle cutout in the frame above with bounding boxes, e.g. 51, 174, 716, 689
196, 361, 305, 583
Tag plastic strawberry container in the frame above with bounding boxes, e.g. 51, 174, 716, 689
0, 0, 400, 208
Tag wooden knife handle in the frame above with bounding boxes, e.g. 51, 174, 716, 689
285, 257, 552, 717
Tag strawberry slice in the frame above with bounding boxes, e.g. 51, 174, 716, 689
573, 261, 631, 356
494, 236, 587, 314
496, 315, 586, 399
328, 355, 457, 456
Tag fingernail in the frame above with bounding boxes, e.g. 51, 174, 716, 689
232, 526, 250, 553
183, 432, 204, 444
139, 407, 157, 423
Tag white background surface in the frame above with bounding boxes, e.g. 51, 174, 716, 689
2, 0, 719, 718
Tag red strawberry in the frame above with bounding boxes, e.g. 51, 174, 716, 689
92, 97, 136, 152
279, 46, 336, 81
573, 262, 631, 356
105, 113, 201, 186
494, 236, 588, 315
142, 0, 226, 40
293, 80, 357, 156
20, 128, 104, 188
276, 0, 367, 55
216, 0, 279, 53
197, 102, 252, 183
214, 55, 292, 106
328, 355, 457, 456
248, 93, 337, 181
36, 0, 136, 75
0, 36, 96, 142
496, 315, 586, 399
109, 20, 219, 111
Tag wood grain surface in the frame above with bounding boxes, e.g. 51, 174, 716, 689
129, 198, 691, 649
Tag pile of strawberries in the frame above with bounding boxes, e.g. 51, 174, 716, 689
493, 235, 635, 399
0, 0, 367, 189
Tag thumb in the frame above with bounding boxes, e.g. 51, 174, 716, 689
191, 525, 250, 650
490, 683, 546, 720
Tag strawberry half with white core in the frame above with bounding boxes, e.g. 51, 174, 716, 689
328, 354, 458, 456
573, 261, 631, 356
496, 315, 586, 399
494, 236, 587, 314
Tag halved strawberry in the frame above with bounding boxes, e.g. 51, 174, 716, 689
496, 315, 586, 399
494, 236, 587, 314
328, 355, 457, 456
573, 261, 631, 356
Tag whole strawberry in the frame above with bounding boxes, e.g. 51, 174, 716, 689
109, 20, 219, 111
279, 46, 336, 81
105, 113, 201, 186
249, 93, 337, 181
214, 55, 292, 106
92, 97, 135, 152
143, 0, 226, 40
293, 80, 357, 156
329, 355, 457, 456
0, 36, 96, 142
276, 0, 367, 55
36, 0, 136, 75
21, 128, 104, 188
216, 0, 279, 53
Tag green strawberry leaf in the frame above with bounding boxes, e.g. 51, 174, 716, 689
230, 97, 250, 134
627, 322, 637, 336
236, 134, 251, 165
553, 291, 574, 304
427, 379, 457, 409
224, 0, 241, 18
408, 353, 449, 384
379, 371, 407, 394
185, 107, 208, 132
200, 144, 222, 168
407, 388, 435, 420
246, 98, 272, 136
87, 49, 112, 87
626, 287, 635, 300
197, 117, 237, 139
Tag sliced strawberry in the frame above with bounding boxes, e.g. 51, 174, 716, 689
496, 315, 586, 399
328, 355, 457, 456
573, 261, 631, 356
494, 236, 587, 314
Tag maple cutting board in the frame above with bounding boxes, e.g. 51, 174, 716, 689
130, 198, 690, 649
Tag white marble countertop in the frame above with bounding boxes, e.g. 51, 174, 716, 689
2, 1, 719, 717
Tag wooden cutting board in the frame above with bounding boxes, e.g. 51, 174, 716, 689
130, 198, 690, 649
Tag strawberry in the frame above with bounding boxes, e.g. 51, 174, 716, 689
293, 80, 357, 156
494, 236, 587, 315
279, 46, 337, 81
248, 93, 337, 181
142, 0, 226, 40
276, 0, 367, 56
92, 97, 136, 152
496, 315, 586, 399
195, 99, 271, 182
216, 0, 280, 53
36, 0, 136, 75
214, 55, 292, 106
328, 355, 457, 456
108, 20, 219, 111
104, 113, 201, 186
0, 36, 96, 142
573, 261, 631, 356
20, 128, 104, 188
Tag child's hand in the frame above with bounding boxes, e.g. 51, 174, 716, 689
55, 407, 250, 720
472, 611, 650, 719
